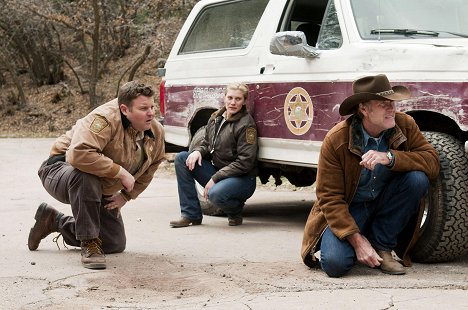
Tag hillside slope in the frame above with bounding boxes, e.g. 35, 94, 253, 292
0, 4, 189, 138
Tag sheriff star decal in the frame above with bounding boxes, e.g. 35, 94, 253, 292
90, 115, 109, 133
284, 87, 314, 135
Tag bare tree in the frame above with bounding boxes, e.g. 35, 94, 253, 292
88, 0, 101, 108
0, 0, 199, 110
115, 44, 151, 97
0, 52, 27, 108
23, 0, 152, 108
0, 1, 64, 88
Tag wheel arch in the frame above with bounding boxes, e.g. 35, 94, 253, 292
407, 110, 468, 143
189, 108, 217, 138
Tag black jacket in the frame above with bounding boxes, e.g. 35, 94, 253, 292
195, 105, 258, 182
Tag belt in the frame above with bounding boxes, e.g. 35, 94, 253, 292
46, 154, 66, 165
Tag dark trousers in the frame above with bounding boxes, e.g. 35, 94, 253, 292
38, 160, 126, 253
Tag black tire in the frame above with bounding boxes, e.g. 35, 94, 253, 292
411, 132, 468, 262
189, 126, 225, 216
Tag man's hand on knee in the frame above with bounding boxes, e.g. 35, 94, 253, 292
104, 193, 127, 218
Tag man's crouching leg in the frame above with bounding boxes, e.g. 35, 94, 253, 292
369, 171, 430, 275
79, 217, 126, 270
319, 227, 356, 277
80, 203, 127, 270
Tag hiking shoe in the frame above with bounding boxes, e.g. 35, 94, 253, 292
81, 238, 106, 269
28, 203, 63, 251
169, 217, 202, 228
376, 250, 405, 275
228, 215, 243, 226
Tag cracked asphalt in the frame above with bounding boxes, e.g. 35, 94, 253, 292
1, 138, 467, 309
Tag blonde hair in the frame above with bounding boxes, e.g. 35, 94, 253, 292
225, 83, 249, 100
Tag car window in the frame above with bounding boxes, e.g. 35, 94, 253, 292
180, 0, 269, 54
351, 0, 468, 40
280, 0, 342, 49
316, 0, 342, 49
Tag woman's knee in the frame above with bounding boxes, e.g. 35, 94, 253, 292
208, 187, 244, 215
208, 186, 227, 205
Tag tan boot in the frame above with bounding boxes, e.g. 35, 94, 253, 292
81, 238, 106, 269
28, 203, 63, 251
169, 217, 202, 228
376, 250, 405, 275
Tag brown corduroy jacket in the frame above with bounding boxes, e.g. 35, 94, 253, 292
301, 112, 439, 268
50, 99, 165, 200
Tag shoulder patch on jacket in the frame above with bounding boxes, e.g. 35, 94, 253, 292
90, 115, 109, 133
246, 127, 257, 145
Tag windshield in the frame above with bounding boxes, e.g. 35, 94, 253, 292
350, 0, 468, 40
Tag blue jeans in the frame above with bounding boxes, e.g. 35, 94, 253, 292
319, 171, 429, 277
175, 151, 256, 220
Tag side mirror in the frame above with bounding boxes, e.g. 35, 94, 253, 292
270, 31, 320, 58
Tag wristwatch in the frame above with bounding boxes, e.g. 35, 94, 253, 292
386, 151, 395, 167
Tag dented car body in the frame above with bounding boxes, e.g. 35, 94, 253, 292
159, 0, 468, 262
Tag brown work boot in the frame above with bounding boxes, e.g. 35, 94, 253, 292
28, 203, 63, 251
81, 238, 106, 269
169, 217, 202, 228
228, 215, 243, 226
376, 250, 406, 275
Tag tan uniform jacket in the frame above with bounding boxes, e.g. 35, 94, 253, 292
50, 99, 165, 200
301, 112, 439, 268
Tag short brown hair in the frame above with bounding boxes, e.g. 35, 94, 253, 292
118, 81, 154, 107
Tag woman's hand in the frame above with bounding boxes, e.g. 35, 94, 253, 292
204, 178, 215, 199
186, 151, 202, 171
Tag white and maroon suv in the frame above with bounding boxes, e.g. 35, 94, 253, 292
159, 0, 468, 263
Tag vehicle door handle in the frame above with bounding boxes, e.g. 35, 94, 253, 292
260, 64, 275, 74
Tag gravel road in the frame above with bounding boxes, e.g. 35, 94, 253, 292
1, 138, 467, 309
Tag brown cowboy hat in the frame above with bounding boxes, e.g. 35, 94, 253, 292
339, 74, 411, 116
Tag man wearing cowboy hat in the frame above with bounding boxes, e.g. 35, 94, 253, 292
301, 74, 439, 277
